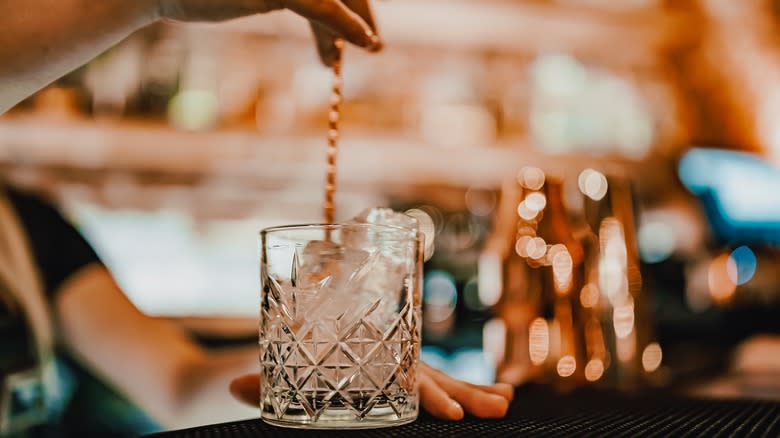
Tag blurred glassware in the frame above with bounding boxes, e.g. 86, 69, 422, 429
486, 166, 662, 391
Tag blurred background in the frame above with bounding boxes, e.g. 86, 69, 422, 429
2, 0, 779, 404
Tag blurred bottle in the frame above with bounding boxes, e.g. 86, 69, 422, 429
487, 166, 660, 391
484, 167, 588, 388
535, 179, 588, 390
480, 174, 538, 386
562, 169, 659, 390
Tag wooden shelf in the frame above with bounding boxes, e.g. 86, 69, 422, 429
0, 115, 633, 191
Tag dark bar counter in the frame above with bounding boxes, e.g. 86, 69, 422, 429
145, 384, 780, 437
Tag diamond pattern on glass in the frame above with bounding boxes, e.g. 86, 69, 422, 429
261, 270, 419, 422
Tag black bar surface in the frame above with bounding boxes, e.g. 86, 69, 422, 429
144, 384, 780, 437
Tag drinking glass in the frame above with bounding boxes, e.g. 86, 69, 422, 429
259, 223, 422, 429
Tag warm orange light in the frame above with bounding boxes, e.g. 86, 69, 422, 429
529, 318, 549, 365
517, 201, 539, 220
525, 192, 547, 211
526, 237, 547, 260
518, 166, 545, 190
517, 225, 536, 237
578, 168, 609, 201
708, 253, 737, 303
612, 298, 635, 339
483, 318, 507, 367
552, 249, 573, 294
584, 358, 604, 382
616, 332, 636, 363
580, 284, 600, 308
515, 236, 532, 257
642, 342, 663, 373
557, 355, 576, 377
546, 244, 567, 264
599, 217, 629, 304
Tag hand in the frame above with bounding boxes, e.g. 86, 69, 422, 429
229, 362, 514, 421
309, 0, 382, 67
158, 0, 382, 65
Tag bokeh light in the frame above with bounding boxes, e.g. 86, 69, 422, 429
441, 213, 479, 251
580, 284, 600, 308
612, 298, 635, 339
517, 200, 540, 221
617, 332, 636, 363
463, 276, 485, 311
599, 258, 628, 304
417, 205, 445, 237
526, 237, 547, 260
531, 54, 587, 98
525, 192, 547, 211
584, 358, 605, 382
424, 271, 458, 323
449, 349, 496, 385
515, 235, 533, 257
638, 221, 676, 263
168, 89, 218, 131
483, 318, 507, 368
728, 246, 757, 286
405, 208, 437, 261
546, 244, 567, 264
517, 166, 546, 190
465, 187, 497, 217
529, 318, 550, 365
708, 253, 737, 303
421, 346, 449, 372
478, 252, 502, 308
641, 342, 663, 373
557, 355, 577, 377
601, 218, 628, 266
552, 248, 574, 293
578, 168, 609, 201
599, 217, 629, 304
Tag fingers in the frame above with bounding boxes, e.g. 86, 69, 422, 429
419, 372, 465, 421
342, 0, 377, 31
421, 363, 515, 402
229, 374, 261, 406
472, 381, 515, 402
309, 0, 383, 66
285, 0, 380, 51
420, 364, 511, 419
310, 22, 342, 67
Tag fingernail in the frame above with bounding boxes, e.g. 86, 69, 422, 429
368, 35, 383, 52
450, 400, 464, 420
361, 29, 382, 50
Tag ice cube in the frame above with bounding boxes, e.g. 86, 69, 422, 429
289, 240, 374, 335
293, 212, 420, 332
348, 207, 421, 264
347, 208, 422, 326
350, 207, 419, 232
295, 239, 370, 291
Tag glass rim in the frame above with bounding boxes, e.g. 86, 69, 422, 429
260, 222, 419, 241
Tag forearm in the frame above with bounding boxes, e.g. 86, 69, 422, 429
56, 264, 256, 429
0, 0, 159, 113
169, 346, 259, 429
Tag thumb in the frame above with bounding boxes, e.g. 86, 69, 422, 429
229, 374, 261, 406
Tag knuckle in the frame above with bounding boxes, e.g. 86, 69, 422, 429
317, 0, 341, 18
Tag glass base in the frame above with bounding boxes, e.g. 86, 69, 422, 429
261, 401, 418, 430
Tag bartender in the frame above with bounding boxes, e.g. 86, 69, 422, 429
0, 1, 514, 435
